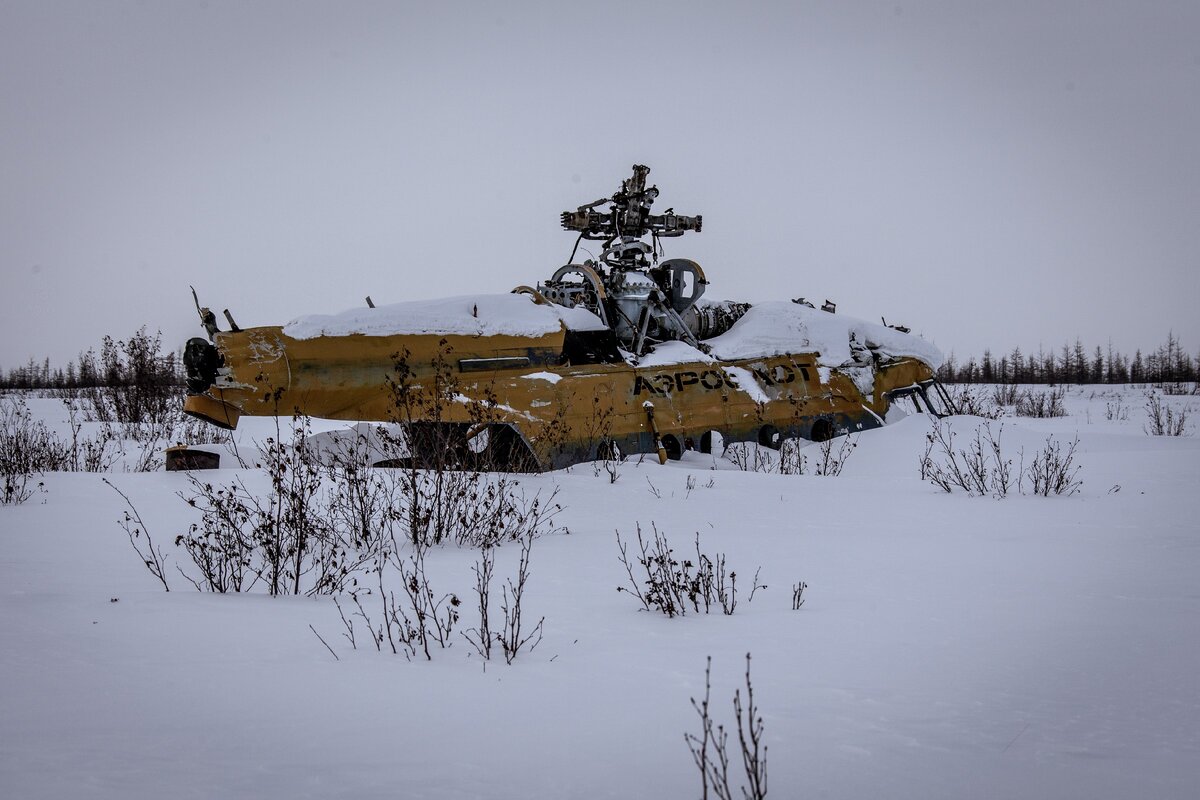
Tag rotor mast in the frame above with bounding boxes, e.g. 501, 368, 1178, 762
545, 165, 712, 356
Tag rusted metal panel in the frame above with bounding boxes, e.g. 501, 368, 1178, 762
186, 321, 933, 470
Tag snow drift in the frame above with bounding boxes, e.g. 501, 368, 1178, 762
283, 293, 608, 340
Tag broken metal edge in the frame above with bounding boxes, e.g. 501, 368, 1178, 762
183, 392, 242, 430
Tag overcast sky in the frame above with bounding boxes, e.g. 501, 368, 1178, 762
3, 0, 1198, 369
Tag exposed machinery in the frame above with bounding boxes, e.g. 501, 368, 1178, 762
544, 164, 715, 354
183, 165, 954, 470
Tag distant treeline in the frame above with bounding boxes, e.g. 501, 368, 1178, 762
935, 333, 1196, 385
0, 328, 182, 391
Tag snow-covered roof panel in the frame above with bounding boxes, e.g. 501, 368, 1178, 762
636, 340, 714, 368
282, 293, 607, 340
704, 301, 943, 369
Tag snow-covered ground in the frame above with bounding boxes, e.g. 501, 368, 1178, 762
2, 385, 1198, 799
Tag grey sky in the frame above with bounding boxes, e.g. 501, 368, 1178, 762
3, 0, 1198, 369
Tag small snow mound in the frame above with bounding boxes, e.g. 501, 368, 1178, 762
637, 340, 714, 368
705, 301, 943, 369
519, 371, 563, 384
283, 293, 607, 340
723, 366, 770, 404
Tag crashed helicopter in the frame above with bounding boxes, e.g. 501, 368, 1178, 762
182, 165, 954, 470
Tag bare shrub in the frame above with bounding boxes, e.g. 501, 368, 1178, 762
254, 413, 331, 594
1105, 396, 1130, 422
0, 396, 56, 504
60, 402, 123, 472
949, 386, 1004, 419
725, 441, 783, 474
321, 430, 396, 589
105, 479, 170, 591
812, 434, 856, 476
463, 545, 496, 660
54, 392, 229, 474
1144, 392, 1191, 436
496, 533, 544, 663
416, 473, 561, 548
381, 345, 562, 547
685, 654, 768, 800
616, 524, 764, 617
775, 439, 807, 475
175, 478, 257, 593
921, 420, 1081, 497
1026, 436, 1083, 496
78, 327, 182, 426
128, 399, 559, 598
593, 436, 623, 484
726, 433, 856, 477
1, 462, 39, 505
335, 530, 544, 665
328, 530, 462, 663
176, 413, 349, 595
991, 383, 1021, 406
792, 582, 807, 610
920, 421, 1016, 497
393, 538, 461, 659
103, 358, 560, 663
1159, 381, 1195, 396
1015, 387, 1067, 418
584, 397, 623, 483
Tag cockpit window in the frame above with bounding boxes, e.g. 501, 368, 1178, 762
887, 381, 955, 418
919, 380, 956, 416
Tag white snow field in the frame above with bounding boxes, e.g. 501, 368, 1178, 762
2, 386, 1198, 799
